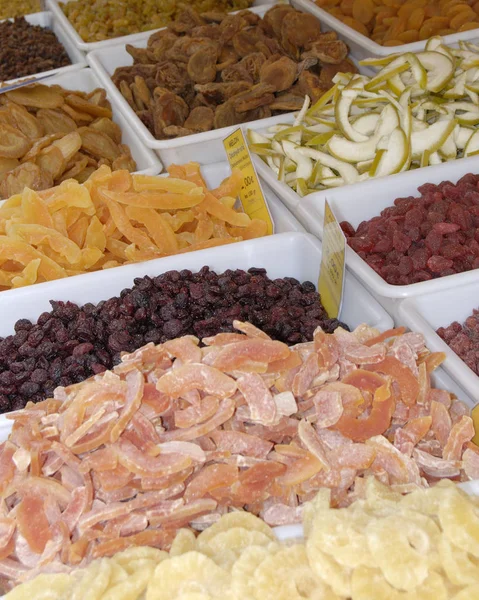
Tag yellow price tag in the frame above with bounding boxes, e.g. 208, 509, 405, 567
223, 128, 274, 235
472, 405, 479, 445
318, 200, 346, 320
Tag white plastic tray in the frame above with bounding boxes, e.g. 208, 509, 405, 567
399, 282, 479, 405
1, 11, 86, 84
38, 68, 162, 176
291, 0, 479, 60
255, 149, 479, 299
47, 0, 276, 53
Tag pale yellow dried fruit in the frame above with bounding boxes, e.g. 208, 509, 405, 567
169, 529, 197, 557
78, 127, 121, 162
146, 552, 230, 600
65, 93, 113, 119
36, 146, 66, 180
0, 124, 31, 159
7, 103, 44, 139
351, 567, 448, 600
90, 118, 122, 144
36, 108, 78, 135
6, 85, 64, 109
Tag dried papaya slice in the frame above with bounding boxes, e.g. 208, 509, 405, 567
334, 380, 395, 442
366, 356, 419, 406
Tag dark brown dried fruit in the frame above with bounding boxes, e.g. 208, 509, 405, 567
112, 5, 352, 141
260, 56, 297, 92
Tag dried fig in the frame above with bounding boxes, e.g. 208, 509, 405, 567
194, 81, 250, 104
232, 27, 263, 57
319, 58, 358, 87
0, 124, 31, 158
262, 4, 296, 38
269, 93, 305, 111
281, 13, 323, 57
238, 52, 267, 83
184, 106, 214, 132
260, 56, 297, 92
187, 46, 218, 84
304, 40, 349, 65
232, 83, 275, 113
296, 70, 328, 103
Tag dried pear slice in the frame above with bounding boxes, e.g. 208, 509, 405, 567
78, 127, 121, 162
90, 118, 122, 144
36, 146, 66, 181
51, 132, 83, 163
36, 109, 78, 135
21, 134, 63, 163
0, 124, 31, 159
6, 85, 64, 109
65, 94, 113, 119
0, 157, 19, 175
8, 103, 44, 140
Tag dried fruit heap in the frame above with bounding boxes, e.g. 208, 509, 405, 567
0, 163, 267, 293
0, 17, 71, 82
0, 321, 476, 590
0, 267, 343, 412
438, 309, 479, 376
112, 5, 356, 140
0, 83, 136, 199
6, 479, 479, 599
316, 0, 479, 46
342, 173, 479, 285
61, 0, 255, 43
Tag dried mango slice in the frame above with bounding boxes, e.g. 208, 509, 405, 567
11, 258, 41, 288
133, 175, 197, 194
7, 223, 82, 265
106, 188, 205, 210
85, 216, 107, 252
21, 187, 54, 229
125, 206, 179, 254
0, 236, 67, 281
211, 168, 243, 199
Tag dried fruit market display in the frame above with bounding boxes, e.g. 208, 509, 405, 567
60, 0, 256, 43
315, 0, 479, 46
0, 17, 71, 82
5, 479, 479, 599
0, 83, 137, 198
341, 172, 479, 286
250, 37, 479, 194
0, 321, 477, 593
112, 5, 357, 139
0, 268, 343, 412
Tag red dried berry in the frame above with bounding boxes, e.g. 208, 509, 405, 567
392, 230, 412, 252
427, 255, 453, 273
432, 222, 460, 234
340, 221, 356, 237
425, 230, 443, 253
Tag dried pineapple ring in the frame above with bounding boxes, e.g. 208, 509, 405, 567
146, 552, 230, 600
451, 584, 479, 600
231, 545, 275, 597
365, 512, 440, 591
351, 567, 448, 600
439, 537, 479, 587
196, 512, 275, 549
308, 506, 373, 568
169, 529, 197, 557
306, 537, 352, 597
438, 486, 479, 558
201, 528, 274, 570
2, 573, 74, 599
70, 558, 113, 599
254, 544, 324, 600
